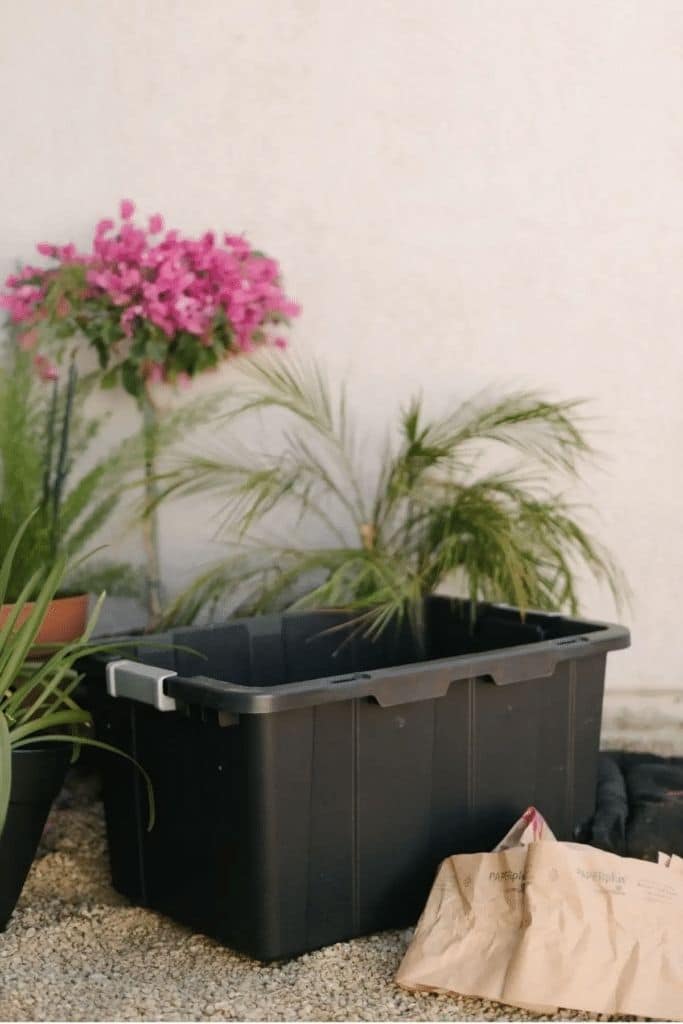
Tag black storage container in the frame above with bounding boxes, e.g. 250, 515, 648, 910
85, 597, 629, 961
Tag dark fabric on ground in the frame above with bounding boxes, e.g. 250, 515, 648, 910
586, 751, 683, 861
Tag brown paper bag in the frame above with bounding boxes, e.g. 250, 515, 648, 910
397, 831, 683, 1019
399, 807, 560, 1015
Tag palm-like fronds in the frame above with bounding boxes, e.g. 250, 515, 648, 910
155, 352, 624, 634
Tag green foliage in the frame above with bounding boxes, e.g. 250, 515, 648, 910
0, 514, 153, 836
156, 354, 625, 636
0, 342, 141, 601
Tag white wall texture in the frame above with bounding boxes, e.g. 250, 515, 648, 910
2, 0, 682, 689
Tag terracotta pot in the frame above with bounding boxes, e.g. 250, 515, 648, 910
0, 593, 89, 646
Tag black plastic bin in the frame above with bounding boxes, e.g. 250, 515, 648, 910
84, 597, 629, 961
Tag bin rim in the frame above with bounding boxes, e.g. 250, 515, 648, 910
100, 604, 629, 714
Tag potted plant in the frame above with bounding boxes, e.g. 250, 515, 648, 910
0, 201, 300, 628
155, 354, 623, 633
0, 515, 153, 930
0, 340, 143, 645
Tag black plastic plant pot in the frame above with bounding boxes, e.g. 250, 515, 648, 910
0, 745, 70, 930
83, 596, 629, 962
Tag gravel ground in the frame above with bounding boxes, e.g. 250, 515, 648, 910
0, 696, 677, 1022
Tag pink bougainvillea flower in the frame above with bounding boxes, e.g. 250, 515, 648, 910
224, 234, 251, 255
120, 199, 135, 220
120, 267, 141, 289
279, 299, 302, 318
95, 218, 115, 237
58, 243, 77, 262
36, 243, 57, 257
274, 336, 288, 349
148, 213, 164, 234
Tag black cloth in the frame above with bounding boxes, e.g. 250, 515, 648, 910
584, 751, 683, 861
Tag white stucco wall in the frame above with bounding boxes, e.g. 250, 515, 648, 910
2, 0, 682, 689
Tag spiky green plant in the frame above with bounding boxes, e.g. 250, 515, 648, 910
153, 354, 624, 638
1, 333, 235, 618
0, 342, 146, 602
0, 513, 153, 836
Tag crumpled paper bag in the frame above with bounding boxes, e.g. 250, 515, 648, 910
397, 807, 683, 1020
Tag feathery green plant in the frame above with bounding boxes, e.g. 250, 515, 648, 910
154, 354, 624, 638
0, 514, 153, 837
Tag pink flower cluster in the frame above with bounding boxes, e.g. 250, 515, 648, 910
1, 264, 63, 326
0, 200, 300, 390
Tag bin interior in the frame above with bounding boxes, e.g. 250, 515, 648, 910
146, 598, 605, 689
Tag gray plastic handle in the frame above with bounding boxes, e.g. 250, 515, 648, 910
106, 659, 178, 712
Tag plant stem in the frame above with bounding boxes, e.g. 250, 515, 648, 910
50, 358, 77, 563
42, 380, 58, 510
141, 389, 163, 629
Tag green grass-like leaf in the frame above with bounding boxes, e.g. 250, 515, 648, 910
0, 515, 155, 838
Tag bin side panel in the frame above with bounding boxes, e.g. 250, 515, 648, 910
174, 624, 251, 683
471, 655, 606, 845
135, 708, 244, 936
351, 621, 420, 674
529, 661, 574, 837
356, 693, 437, 932
93, 694, 260, 952
244, 709, 316, 960
245, 615, 286, 686
472, 675, 546, 849
283, 613, 353, 682
306, 702, 356, 950
95, 699, 148, 902
569, 653, 606, 831
243, 704, 361, 959
429, 679, 480, 857
527, 654, 606, 837
426, 599, 546, 658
